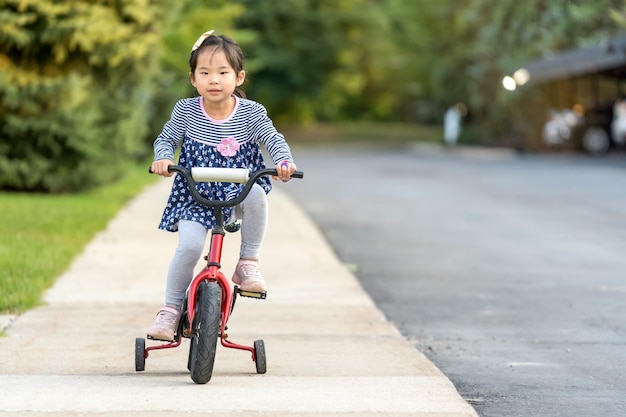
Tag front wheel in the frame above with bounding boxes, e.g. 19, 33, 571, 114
189, 281, 222, 384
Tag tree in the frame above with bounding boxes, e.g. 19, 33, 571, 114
0, 0, 161, 192
233, 0, 405, 123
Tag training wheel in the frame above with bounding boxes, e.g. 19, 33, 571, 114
135, 337, 146, 372
254, 339, 267, 374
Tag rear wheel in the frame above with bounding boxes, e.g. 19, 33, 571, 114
189, 281, 222, 384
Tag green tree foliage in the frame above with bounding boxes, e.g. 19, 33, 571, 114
0, 0, 160, 192
233, 0, 405, 124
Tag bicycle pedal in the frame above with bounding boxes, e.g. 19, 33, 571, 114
234, 286, 266, 299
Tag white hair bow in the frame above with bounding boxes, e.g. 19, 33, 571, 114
191, 30, 215, 52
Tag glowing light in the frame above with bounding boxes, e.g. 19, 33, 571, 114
513, 68, 530, 86
502, 76, 516, 91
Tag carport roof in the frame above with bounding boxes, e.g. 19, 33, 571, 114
519, 35, 626, 85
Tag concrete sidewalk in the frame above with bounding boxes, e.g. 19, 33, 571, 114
0, 178, 477, 416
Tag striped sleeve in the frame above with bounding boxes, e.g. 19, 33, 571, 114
249, 102, 293, 165
153, 99, 187, 161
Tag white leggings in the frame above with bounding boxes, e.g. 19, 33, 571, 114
164, 183, 268, 307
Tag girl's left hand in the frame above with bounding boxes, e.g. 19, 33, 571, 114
273, 160, 297, 182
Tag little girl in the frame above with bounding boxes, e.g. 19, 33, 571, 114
148, 31, 297, 341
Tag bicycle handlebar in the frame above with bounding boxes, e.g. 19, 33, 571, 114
149, 165, 303, 209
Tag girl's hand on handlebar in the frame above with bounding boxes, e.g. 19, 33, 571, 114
151, 159, 175, 177
273, 160, 297, 182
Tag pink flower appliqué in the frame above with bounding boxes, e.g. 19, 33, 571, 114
217, 137, 240, 157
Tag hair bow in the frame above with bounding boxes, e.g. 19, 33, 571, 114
191, 30, 215, 52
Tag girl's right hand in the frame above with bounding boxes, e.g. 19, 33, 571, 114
151, 159, 175, 177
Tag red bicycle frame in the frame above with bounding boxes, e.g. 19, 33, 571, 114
143, 166, 302, 363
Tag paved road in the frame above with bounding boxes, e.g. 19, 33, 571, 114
284, 144, 626, 417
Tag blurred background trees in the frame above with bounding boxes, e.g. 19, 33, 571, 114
0, 0, 161, 191
2, 0, 626, 192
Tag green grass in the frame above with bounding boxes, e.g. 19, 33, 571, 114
0, 163, 157, 315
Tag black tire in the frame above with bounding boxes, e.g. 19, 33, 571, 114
254, 339, 267, 374
135, 337, 146, 372
582, 126, 610, 155
189, 281, 222, 384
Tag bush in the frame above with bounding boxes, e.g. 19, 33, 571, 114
0, 0, 161, 192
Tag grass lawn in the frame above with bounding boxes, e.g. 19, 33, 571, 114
0, 163, 157, 316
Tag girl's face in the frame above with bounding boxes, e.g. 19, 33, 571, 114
190, 48, 245, 106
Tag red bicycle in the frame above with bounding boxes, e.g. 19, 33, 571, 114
135, 165, 303, 384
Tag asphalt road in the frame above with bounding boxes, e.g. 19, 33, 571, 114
283, 143, 626, 417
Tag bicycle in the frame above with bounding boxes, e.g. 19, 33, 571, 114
135, 165, 303, 384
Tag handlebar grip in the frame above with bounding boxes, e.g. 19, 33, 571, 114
148, 166, 174, 174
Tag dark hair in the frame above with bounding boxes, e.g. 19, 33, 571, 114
189, 34, 246, 98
